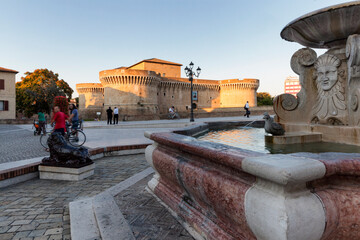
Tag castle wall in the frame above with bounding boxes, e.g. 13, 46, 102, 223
77, 68, 260, 120
157, 79, 221, 115
129, 62, 181, 78
144, 62, 181, 78
128, 62, 145, 71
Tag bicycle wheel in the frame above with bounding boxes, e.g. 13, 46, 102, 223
68, 130, 86, 147
40, 132, 50, 148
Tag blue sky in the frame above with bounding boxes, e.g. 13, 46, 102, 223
0, 0, 350, 97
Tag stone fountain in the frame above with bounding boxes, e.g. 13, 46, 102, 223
275, 1, 360, 145
145, 2, 360, 240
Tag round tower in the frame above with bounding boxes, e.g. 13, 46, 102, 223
76, 83, 104, 120
219, 79, 259, 107
99, 68, 161, 120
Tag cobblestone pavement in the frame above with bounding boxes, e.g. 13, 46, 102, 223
115, 176, 194, 240
0, 125, 47, 164
0, 154, 149, 240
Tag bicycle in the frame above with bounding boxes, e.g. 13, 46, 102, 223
40, 122, 86, 148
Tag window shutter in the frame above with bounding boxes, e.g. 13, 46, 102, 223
0, 80, 4, 90
4, 101, 8, 111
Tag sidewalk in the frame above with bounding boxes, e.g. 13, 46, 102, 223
82, 115, 264, 128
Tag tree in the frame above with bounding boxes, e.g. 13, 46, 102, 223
257, 92, 273, 106
16, 69, 73, 117
54, 96, 69, 116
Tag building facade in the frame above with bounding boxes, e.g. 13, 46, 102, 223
0, 67, 18, 119
284, 76, 301, 96
77, 58, 259, 120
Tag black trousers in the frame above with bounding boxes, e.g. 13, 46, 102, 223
114, 114, 119, 124
39, 121, 46, 134
107, 115, 112, 124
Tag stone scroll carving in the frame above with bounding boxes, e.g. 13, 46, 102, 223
346, 34, 360, 81
346, 34, 360, 125
291, 48, 317, 75
274, 48, 317, 124
312, 54, 346, 125
279, 94, 298, 111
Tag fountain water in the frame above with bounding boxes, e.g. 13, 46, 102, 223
242, 120, 257, 128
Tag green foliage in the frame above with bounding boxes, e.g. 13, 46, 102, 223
257, 92, 273, 106
16, 69, 73, 117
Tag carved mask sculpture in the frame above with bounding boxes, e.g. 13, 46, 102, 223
312, 54, 346, 125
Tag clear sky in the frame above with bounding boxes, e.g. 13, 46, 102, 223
0, 0, 350, 97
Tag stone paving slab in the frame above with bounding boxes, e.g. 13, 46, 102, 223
0, 127, 48, 164
115, 175, 194, 240
0, 154, 149, 240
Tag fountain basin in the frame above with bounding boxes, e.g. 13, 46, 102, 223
145, 128, 360, 240
281, 2, 360, 48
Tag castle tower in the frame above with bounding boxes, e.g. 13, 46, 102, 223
100, 68, 161, 120
219, 79, 259, 107
76, 83, 104, 119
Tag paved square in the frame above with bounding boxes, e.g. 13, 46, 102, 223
0, 154, 149, 240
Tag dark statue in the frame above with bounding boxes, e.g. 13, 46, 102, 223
41, 132, 93, 167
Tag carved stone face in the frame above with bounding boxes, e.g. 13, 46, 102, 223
316, 65, 338, 91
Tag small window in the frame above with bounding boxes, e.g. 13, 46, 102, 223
163, 73, 166, 77
0, 101, 8, 111
0, 79, 4, 90
164, 93, 166, 96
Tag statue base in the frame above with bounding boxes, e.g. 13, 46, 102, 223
265, 132, 322, 145
39, 163, 95, 181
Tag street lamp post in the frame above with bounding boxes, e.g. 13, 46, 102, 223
184, 62, 201, 122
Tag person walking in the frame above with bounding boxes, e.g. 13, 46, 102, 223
51, 106, 68, 136
244, 101, 250, 118
37, 110, 46, 135
106, 107, 113, 125
113, 107, 119, 124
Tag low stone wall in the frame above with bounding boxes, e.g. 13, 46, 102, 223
145, 131, 360, 240
0, 119, 35, 124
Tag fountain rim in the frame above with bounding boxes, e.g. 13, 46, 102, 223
280, 1, 360, 49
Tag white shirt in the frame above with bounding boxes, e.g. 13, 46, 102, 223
114, 108, 119, 114
169, 108, 174, 113
245, 103, 249, 108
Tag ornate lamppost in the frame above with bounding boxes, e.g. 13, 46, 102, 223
184, 62, 201, 122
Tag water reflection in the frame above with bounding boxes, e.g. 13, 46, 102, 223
198, 128, 269, 154
197, 127, 360, 154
